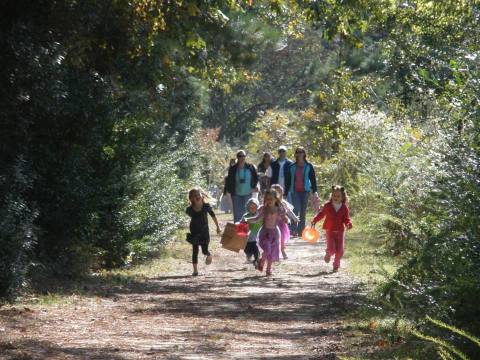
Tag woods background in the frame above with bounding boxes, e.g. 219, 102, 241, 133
1, 1, 479, 357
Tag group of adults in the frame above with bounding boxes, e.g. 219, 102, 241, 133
223, 145, 319, 236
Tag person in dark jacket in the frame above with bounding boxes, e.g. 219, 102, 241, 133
220, 158, 236, 213
257, 152, 274, 196
288, 146, 319, 236
225, 150, 259, 222
267, 145, 293, 198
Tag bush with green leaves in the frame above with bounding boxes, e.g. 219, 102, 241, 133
120, 139, 198, 262
383, 135, 480, 335
0, 0, 278, 297
314, 108, 479, 342
413, 316, 480, 360
0, 157, 38, 298
314, 110, 430, 227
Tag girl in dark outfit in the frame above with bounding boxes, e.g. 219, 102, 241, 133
186, 187, 221, 276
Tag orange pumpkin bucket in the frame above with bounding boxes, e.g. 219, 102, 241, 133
302, 227, 320, 243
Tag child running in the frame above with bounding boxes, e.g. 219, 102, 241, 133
186, 187, 221, 276
241, 198, 262, 268
245, 189, 287, 276
271, 184, 298, 260
310, 185, 352, 272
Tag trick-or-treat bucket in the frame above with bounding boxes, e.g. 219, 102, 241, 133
221, 223, 248, 253
236, 222, 249, 237
302, 227, 320, 244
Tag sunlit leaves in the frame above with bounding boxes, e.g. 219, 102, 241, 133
185, 33, 207, 51
246, 109, 300, 158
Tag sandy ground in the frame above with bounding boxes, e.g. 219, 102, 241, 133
0, 216, 365, 359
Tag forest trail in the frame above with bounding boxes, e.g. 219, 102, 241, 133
0, 214, 366, 359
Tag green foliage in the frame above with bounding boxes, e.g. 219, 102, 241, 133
196, 128, 235, 189
0, 157, 38, 298
301, 3, 480, 348
0, 0, 269, 297
314, 107, 479, 336
246, 109, 301, 158
412, 316, 480, 360
1, 7, 478, 360
383, 135, 480, 331
120, 143, 195, 262
241, 1, 480, 356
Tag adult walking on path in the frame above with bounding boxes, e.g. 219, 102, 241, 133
257, 151, 274, 196
220, 158, 236, 213
225, 150, 259, 222
288, 146, 319, 236
267, 145, 293, 198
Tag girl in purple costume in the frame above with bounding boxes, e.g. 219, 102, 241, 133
271, 184, 298, 260
245, 189, 288, 276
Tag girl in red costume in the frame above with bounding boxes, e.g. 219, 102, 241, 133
310, 186, 352, 272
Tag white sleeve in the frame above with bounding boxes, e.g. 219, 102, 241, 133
283, 200, 297, 220
283, 199, 294, 211
246, 206, 264, 223
266, 166, 272, 178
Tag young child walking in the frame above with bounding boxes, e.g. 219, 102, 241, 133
241, 198, 262, 268
310, 185, 352, 272
186, 187, 221, 276
245, 189, 287, 276
271, 184, 298, 260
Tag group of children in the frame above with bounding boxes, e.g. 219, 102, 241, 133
185, 184, 352, 276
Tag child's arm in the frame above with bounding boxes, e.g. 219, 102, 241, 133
344, 206, 353, 230
207, 205, 222, 234
278, 206, 289, 224
211, 214, 221, 234
245, 213, 262, 223
310, 207, 325, 227
283, 201, 298, 223
238, 214, 246, 224
245, 207, 263, 223
239, 213, 252, 224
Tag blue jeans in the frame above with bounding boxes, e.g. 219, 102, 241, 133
232, 194, 252, 223
292, 191, 310, 235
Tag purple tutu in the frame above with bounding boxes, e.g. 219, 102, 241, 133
258, 226, 281, 262
278, 221, 290, 250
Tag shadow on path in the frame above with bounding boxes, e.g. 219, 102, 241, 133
0, 221, 368, 359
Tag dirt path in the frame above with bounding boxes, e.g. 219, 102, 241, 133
0, 216, 365, 359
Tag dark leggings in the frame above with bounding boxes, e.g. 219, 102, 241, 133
244, 242, 260, 261
192, 243, 211, 264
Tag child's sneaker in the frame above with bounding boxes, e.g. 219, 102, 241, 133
324, 254, 331, 263
281, 249, 288, 260
266, 270, 272, 276
205, 255, 213, 265
332, 267, 339, 273
192, 271, 199, 276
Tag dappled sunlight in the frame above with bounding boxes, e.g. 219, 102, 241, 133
1, 1, 478, 359
0, 233, 365, 359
